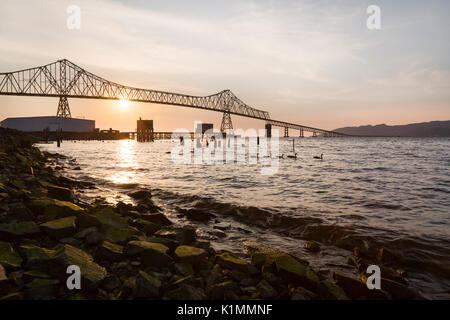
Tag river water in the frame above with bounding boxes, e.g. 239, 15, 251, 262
36, 137, 450, 299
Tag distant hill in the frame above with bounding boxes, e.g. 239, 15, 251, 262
334, 120, 450, 137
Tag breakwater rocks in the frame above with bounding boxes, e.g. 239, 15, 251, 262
0, 128, 419, 300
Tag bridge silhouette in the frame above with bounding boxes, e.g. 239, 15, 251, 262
0, 59, 346, 137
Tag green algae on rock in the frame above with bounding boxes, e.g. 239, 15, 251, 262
0, 241, 23, 268
174, 245, 207, 265
0, 221, 40, 240
40, 216, 77, 239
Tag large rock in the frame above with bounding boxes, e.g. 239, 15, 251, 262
47, 185, 74, 202
216, 252, 250, 273
274, 253, 320, 291
115, 201, 134, 216
360, 273, 415, 299
290, 286, 317, 300
174, 263, 195, 277
139, 213, 172, 226
317, 280, 349, 300
333, 272, 387, 300
379, 277, 416, 299
131, 219, 159, 236
208, 280, 239, 299
0, 241, 22, 268
27, 198, 83, 220
125, 240, 171, 267
98, 241, 124, 262
174, 245, 207, 265
0, 220, 40, 240
155, 226, 196, 245
40, 216, 77, 239
74, 226, 98, 239
166, 284, 206, 300
90, 207, 138, 244
146, 237, 179, 252
256, 279, 277, 299
128, 189, 151, 200
136, 270, 161, 298
23, 278, 60, 300
7, 202, 34, 221
22, 270, 51, 282
20, 244, 107, 289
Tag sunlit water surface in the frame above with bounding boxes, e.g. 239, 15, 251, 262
37, 137, 450, 298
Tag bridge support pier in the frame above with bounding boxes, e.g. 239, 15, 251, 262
56, 96, 71, 118
313, 131, 317, 137
284, 127, 289, 137
221, 111, 233, 133
299, 129, 304, 137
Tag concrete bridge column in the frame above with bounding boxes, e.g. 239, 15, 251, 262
284, 127, 289, 137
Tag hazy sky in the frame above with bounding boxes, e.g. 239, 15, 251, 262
0, 0, 449, 132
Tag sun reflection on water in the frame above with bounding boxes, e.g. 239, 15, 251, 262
110, 140, 137, 184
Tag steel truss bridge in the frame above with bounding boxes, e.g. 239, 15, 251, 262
0, 59, 347, 137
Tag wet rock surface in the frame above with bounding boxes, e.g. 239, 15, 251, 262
0, 128, 421, 300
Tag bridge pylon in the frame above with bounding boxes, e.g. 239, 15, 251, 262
57, 96, 71, 118
220, 111, 233, 133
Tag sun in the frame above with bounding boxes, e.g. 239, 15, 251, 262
118, 98, 130, 108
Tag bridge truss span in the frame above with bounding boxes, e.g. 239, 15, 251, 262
0, 59, 347, 136
0, 59, 270, 120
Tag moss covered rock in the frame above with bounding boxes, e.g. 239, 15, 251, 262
128, 189, 151, 200
174, 263, 195, 277
47, 185, 74, 202
216, 252, 250, 273
166, 284, 206, 300
256, 279, 277, 299
40, 216, 77, 239
333, 271, 387, 300
91, 207, 138, 244
0, 221, 40, 240
131, 218, 159, 236
125, 240, 171, 267
274, 253, 320, 291
0, 241, 22, 268
317, 280, 349, 300
99, 241, 124, 262
290, 286, 317, 300
27, 198, 83, 220
136, 270, 161, 298
174, 245, 207, 265
24, 278, 60, 300
20, 244, 106, 289
208, 280, 239, 299
154, 226, 196, 245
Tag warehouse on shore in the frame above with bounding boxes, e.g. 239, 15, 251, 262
0, 116, 95, 132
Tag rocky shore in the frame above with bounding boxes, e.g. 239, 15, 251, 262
0, 128, 419, 300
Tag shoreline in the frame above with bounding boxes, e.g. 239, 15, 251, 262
0, 128, 422, 300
